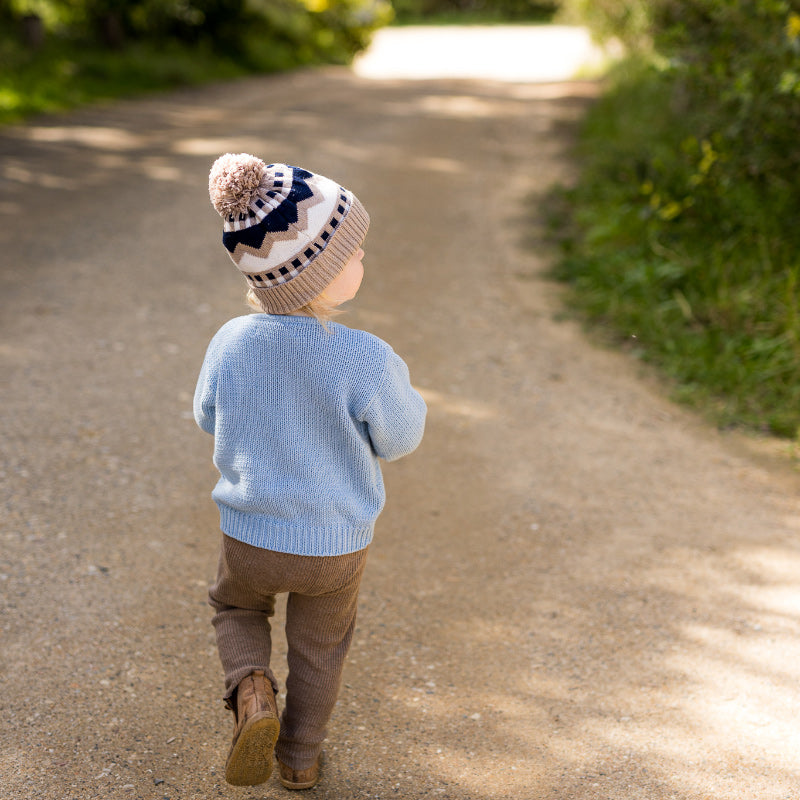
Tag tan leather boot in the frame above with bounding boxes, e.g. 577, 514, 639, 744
277, 757, 320, 790
225, 670, 280, 786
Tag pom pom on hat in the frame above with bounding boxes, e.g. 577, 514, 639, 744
209, 152, 267, 218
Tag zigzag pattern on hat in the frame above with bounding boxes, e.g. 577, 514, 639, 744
222, 166, 316, 255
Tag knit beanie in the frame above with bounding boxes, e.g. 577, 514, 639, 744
208, 153, 370, 314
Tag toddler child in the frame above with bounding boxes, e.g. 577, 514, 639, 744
194, 154, 426, 790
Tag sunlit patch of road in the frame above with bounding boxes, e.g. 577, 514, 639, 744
353, 25, 612, 82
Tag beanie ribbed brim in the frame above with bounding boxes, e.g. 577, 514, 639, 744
248, 194, 370, 314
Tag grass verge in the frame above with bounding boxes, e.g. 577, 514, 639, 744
0, 36, 254, 125
549, 60, 800, 442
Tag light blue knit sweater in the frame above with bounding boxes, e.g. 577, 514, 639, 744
194, 314, 426, 556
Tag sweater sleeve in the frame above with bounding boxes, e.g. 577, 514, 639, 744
359, 350, 427, 462
193, 350, 217, 436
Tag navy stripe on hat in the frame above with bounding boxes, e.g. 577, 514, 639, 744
222, 168, 315, 254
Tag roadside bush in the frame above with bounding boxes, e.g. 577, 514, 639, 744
6, 0, 390, 52
0, 0, 391, 122
553, 1, 800, 439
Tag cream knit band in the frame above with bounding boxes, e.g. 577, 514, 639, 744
209, 154, 370, 314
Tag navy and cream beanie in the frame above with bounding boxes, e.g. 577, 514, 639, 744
208, 153, 370, 314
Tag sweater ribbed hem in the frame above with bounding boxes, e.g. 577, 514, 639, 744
218, 505, 375, 557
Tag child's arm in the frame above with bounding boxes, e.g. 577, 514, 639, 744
193, 356, 217, 435
360, 351, 426, 462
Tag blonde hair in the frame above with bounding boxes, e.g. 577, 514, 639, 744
246, 288, 343, 327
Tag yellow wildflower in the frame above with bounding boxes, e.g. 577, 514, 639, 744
659, 201, 684, 221
787, 13, 800, 41
698, 140, 718, 175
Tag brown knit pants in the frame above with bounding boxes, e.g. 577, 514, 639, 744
208, 534, 368, 770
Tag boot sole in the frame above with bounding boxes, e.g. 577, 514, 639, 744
225, 713, 280, 786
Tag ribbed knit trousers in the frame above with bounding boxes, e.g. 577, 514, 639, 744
208, 534, 368, 770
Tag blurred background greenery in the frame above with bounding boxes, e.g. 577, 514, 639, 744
391, 0, 556, 23
0, 0, 392, 121
0, 0, 557, 123
2, 0, 798, 444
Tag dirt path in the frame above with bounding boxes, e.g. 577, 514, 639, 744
1, 33, 799, 800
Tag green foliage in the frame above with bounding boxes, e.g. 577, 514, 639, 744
0, 0, 391, 122
558, 0, 655, 50
391, 0, 557, 24
550, 32, 800, 439
7, 0, 390, 49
